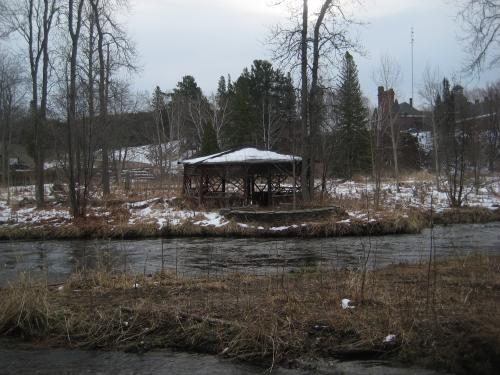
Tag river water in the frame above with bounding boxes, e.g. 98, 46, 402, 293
0, 347, 447, 375
0, 222, 499, 286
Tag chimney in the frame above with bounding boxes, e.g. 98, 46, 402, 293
387, 89, 395, 105
410, 98, 413, 108
377, 86, 384, 107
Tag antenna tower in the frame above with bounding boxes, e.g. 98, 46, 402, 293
411, 27, 415, 106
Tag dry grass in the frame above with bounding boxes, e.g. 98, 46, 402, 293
0, 279, 52, 337
1, 254, 498, 374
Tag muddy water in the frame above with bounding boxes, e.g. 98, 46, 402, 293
0, 222, 499, 285
0, 347, 446, 375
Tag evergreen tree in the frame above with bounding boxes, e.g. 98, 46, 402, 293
224, 60, 296, 150
334, 52, 371, 178
169, 75, 208, 150
224, 68, 257, 147
200, 121, 219, 155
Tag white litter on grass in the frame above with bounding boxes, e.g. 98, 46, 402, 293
132, 283, 140, 289
383, 334, 397, 343
341, 298, 355, 309
57, 285, 64, 291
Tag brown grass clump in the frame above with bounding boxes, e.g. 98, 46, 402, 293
1, 254, 499, 374
0, 280, 52, 337
433, 207, 500, 225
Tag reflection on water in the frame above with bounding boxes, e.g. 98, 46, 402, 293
0, 222, 499, 285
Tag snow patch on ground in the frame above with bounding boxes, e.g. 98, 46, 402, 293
193, 212, 229, 227
328, 178, 500, 212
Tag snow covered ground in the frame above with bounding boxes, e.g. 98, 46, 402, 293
328, 178, 500, 212
1, 176, 499, 231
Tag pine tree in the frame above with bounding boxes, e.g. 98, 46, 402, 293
224, 60, 297, 149
334, 52, 371, 178
201, 121, 219, 155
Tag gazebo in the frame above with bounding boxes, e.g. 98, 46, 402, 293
180, 147, 302, 207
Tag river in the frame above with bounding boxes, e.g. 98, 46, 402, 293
0, 346, 447, 375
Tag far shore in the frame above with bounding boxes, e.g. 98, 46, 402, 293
0, 206, 499, 241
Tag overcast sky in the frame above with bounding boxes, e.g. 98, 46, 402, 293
125, 0, 499, 107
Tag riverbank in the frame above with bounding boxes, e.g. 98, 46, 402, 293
1, 177, 499, 240
0, 206, 499, 240
0, 254, 498, 374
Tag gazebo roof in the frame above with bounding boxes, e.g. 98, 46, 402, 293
181, 147, 301, 166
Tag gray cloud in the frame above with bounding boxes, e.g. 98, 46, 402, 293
127, 0, 500, 106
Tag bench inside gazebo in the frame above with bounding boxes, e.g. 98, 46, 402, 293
180, 147, 302, 207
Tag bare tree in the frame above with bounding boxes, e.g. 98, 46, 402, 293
372, 55, 402, 191
482, 81, 500, 171
90, 0, 136, 198
1, 0, 58, 208
271, 0, 360, 201
456, 0, 500, 74
151, 86, 168, 185
420, 65, 442, 188
66, 0, 85, 217
372, 54, 402, 93
0, 51, 24, 204
210, 77, 231, 148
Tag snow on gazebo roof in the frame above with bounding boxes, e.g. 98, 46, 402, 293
180, 147, 301, 165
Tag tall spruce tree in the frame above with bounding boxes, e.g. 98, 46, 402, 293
334, 52, 370, 178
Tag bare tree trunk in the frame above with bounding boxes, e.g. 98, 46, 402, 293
300, 0, 310, 202
431, 113, 440, 189
27, 0, 43, 207
308, 0, 332, 200
389, 112, 400, 192
67, 0, 85, 218
37, 0, 55, 208
91, 0, 110, 197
